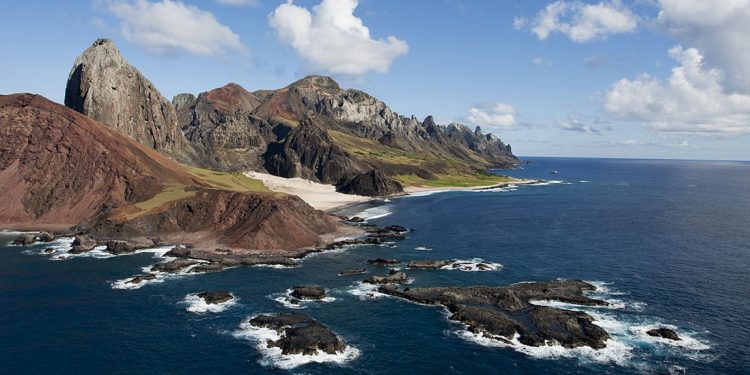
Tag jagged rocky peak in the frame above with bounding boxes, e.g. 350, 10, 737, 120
199, 82, 261, 114
172, 93, 196, 111
64, 38, 187, 155
289, 75, 341, 93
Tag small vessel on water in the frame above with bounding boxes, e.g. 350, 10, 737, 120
550, 170, 559, 174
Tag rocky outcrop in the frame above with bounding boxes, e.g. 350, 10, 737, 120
12, 234, 36, 245
338, 269, 367, 277
150, 259, 199, 273
264, 115, 362, 184
198, 291, 233, 304
248, 313, 347, 355
290, 285, 326, 300
407, 260, 453, 269
367, 258, 401, 266
379, 280, 611, 349
364, 270, 408, 284
336, 169, 403, 196
646, 328, 681, 341
64, 39, 189, 158
177, 83, 274, 171
70, 235, 97, 254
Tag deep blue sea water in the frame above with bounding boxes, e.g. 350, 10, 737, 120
2, 157, 749, 374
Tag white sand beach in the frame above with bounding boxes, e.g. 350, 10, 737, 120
244, 171, 372, 212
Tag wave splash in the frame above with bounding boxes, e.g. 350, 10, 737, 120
455, 281, 712, 368
180, 293, 237, 314
233, 316, 360, 370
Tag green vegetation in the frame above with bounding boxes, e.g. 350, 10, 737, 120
329, 130, 430, 166
395, 172, 518, 188
185, 166, 269, 193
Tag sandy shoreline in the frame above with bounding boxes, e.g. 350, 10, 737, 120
403, 179, 541, 194
246, 171, 540, 212
244, 171, 373, 212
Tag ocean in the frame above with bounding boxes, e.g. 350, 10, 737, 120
1, 157, 749, 374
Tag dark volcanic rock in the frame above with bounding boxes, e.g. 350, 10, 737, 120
105, 239, 154, 254
43, 247, 55, 254
379, 280, 610, 350
646, 328, 681, 341
151, 259, 199, 273
37, 232, 54, 242
248, 313, 347, 355
290, 285, 326, 300
407, 260, 453, 269
336, 169, 403, 197
70, 235, 97, 254
339, 269, 368, 277
367, 258, 401, 266
189, 263, 224, 273
13, 234, 36, 245
364, 270, 408, 284
198, 291, 233, 304
128, 274, 157, 284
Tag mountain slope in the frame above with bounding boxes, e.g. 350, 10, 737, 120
0, 93, 343, 252
64, 39, 192, 160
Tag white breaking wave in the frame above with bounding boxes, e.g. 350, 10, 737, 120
346, 282, 388, 300
111, 251, 208, 290
181, 293, 237, 314
414, 246, 433, 251
234, 316, 360, 369
353, 205, 393, 220
271, 288, 336, 309
405, 190, 450, 197
503, 282, 713, 368
440, 258, 502, 272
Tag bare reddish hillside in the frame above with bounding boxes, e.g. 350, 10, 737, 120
0, 94, 344, 252
0, 94, 199, 228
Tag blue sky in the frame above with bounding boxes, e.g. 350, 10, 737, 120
2, 0, 749, 160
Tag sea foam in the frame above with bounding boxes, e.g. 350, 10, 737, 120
234, 316, 360, 369
181, 293, 237, 314
440, 258, 502, 272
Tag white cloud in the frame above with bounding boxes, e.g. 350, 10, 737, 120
214, 0, 259, 6
467, 103, 518, 130
604, 46, 750, 134
268, 0, 408, 76
657, 0, 750, 93
557, 118, 600, 134
108, 0, 248, 56
516, 0, 637, 42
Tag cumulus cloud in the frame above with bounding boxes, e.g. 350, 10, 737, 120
467, 103, 518, 130
515, 0, 637, 42
604, 46, 750, 134
108, 0, 247, 56
532, 57, 552, 66
214, 0, 259, 6
268, 0, 408, 76
657, 0, 750, 93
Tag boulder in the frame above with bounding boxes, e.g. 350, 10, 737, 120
198, 291, 233, 304
646, 328, 681, 341
70, 235, 97, 254
290, 285, 326, 300
12, 234, 36, 245
37, 232, 54, 242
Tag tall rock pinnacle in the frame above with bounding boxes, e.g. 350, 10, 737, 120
64, 38, 187, 155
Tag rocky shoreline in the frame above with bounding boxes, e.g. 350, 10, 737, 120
379, 280, 611, 349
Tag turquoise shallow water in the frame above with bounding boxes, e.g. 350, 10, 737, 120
1, 157, 749, 374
